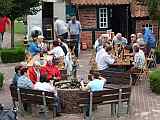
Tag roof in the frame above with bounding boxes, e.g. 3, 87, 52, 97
130, 0, 149, 17
70, 0, 130, 6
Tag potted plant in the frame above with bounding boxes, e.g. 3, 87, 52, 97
0, 73, 4, 89
149, 69, 160, 94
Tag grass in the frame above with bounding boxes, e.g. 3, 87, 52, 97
14, 21, 25, 34
6, 21, 25, 34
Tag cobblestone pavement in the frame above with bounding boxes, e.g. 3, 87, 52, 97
1, 33, 160, 120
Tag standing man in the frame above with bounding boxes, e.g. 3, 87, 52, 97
0, 16, 10, 48
68, 16, 81, 58
54, 16, 68, 40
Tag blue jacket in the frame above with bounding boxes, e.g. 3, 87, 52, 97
144, 27, 156, 48
27, 42, 41, 56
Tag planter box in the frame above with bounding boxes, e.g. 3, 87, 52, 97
57, 88, 81, 113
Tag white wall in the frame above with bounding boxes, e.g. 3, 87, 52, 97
54, 2, 66, 21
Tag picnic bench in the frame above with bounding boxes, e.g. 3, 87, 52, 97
79, 87, 131, 119
9, 84, 57, 120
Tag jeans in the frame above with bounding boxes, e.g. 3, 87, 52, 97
53, 96, 61, 113
59, 32, 68, 41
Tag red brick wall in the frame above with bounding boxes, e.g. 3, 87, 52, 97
95, 31, 108, 39
80, 31, 92, 48
136, 20, 159, 38
79, 7, 97, 29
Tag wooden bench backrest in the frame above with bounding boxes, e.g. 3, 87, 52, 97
10, 84, 54, 106
89, 70, 132, 86
79, 87, 131, 106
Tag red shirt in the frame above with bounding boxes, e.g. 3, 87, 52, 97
41, 63, 61, 81
0, 16, 10, 32
27, 67, 42, 84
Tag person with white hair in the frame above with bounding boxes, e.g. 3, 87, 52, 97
37, 35, 47, 52
137, 32, 146, 46
112, 33, 128, 45
27, 60, 42, 84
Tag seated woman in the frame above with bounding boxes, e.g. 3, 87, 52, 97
17, 67, 33, 89
80, 72, 106, 117
48, 40, 65, 58
27, 61, 42, 84
41, 56, 61, 81
27, 34, 41, 56
34, 76, 61, 116
37, 35, 48, 52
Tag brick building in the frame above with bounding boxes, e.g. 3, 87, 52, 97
70, 0, 159, 48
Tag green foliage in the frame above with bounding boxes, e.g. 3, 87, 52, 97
1, 47, 25, 63
0, 0, 13, 17
4, 0, 41, 21
149, 69, 160, 94
147, 0, 160, 18
0, 73, 4, 88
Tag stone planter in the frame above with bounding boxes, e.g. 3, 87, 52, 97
57, 88, 81, 113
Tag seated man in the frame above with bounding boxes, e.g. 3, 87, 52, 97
96, 44, 115, 71
41, 56, 61, 81
12, 65, 23, 87
113, 33, 128, 46
80, 72, 106, 117
34, 77, 61, 116
129, 43, 146, 84
17, 67, 33, 89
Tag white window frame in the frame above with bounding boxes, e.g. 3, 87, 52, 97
144, 24, 153, 32
99, 8, 108, 29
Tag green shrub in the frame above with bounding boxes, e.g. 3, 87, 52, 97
1, 47, 25, 63
149, 69, 160, 94
0, 73, 4, 88
155, 49, 160, 64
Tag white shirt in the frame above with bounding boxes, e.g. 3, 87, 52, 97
134, 50, 145, 68
54, 19, 68, 35
49, 46, 65, 58
34, 82, 57, 96
96, 48, 115, 70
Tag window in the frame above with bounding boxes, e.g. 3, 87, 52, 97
99, 8, 108, 28
144, 24, 153, 32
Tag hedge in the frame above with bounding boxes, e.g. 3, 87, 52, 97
1, 47, 25, 63
0, 73, 4, 88
149, 69, 160, 94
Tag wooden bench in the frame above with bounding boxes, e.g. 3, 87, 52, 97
9, 84, 56, 120
89, 70, 132, 88
79, 87, 131, 119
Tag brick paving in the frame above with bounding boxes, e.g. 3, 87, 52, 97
1, 33, 160, 120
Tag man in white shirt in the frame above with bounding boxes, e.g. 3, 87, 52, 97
54, 16, 68, 40
96, 45, 115, 71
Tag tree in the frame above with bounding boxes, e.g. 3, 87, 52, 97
146, 0, 160, 19
0, 0, 13, 17
0, 0, 41, 48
